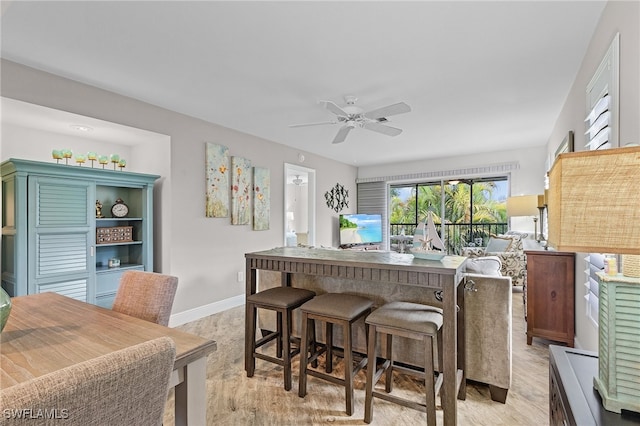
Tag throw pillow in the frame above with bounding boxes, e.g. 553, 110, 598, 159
494, 233, 526, 252
502, 234, 524, 252
505, 230, 530, 240
466, 256, 502, 276
485, 236, 513, 252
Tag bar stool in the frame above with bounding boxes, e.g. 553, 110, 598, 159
364, 301, 443, 426
246, 286, 316, 391
298, 293, 374, 416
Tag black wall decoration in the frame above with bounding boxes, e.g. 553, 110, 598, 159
325, 183, 349, 213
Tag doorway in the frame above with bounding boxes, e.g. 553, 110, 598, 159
284, 163, 315, 247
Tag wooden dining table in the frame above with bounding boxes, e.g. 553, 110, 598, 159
0, 292, 216, 426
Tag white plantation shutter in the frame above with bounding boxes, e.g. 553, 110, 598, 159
585, 253, 605, 326
584, 94, 611, 151
583, 33, 619, 326
584, 93, 611, 151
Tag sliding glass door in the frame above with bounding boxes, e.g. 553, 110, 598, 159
390, 177, 508, 254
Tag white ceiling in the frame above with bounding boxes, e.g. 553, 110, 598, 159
1, 97, 166, 146
0, 1, 606, 166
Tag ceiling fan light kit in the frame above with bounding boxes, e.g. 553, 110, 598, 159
289, 95, 411, 144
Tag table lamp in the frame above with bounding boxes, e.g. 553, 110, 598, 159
537, 193, 546, 243
547, 145, 640, 414
506, 194, 539, 236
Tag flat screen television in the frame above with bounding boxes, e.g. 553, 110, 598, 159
339, 213, 383, 246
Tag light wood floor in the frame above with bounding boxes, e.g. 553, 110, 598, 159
164, 287, 554, 425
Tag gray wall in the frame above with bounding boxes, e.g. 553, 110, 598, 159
546, 0, 640, 351
1, 60, 358, 323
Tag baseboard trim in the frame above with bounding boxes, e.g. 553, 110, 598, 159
169, 294, 245, 327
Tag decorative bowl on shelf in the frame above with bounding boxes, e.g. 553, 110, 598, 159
410, 248, 446, 261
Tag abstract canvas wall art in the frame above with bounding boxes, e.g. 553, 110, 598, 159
231, 156, 252, 225
253, 167, 270, 230
205, 142, 229, 218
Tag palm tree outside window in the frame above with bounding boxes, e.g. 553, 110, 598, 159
390, 177, 508, 254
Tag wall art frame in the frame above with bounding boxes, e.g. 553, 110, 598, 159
555, 130, 574, 160
253, 167, 270, 230
231, 156, 252, 225
324, 183, 349, 213
205, 142, 230, 218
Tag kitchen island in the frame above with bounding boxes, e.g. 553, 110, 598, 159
245, 247, 467, 425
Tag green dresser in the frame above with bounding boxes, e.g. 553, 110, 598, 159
1, 158, 159, 307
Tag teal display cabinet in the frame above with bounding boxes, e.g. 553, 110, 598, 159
1, 158, 159, 308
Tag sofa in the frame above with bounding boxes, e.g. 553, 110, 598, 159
256, 254, 513, 403
463, 256, 512, 403
462, 231, 542, 287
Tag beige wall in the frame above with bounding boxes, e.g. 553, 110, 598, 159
358, 145, 547, 197
1, 59, 358, 323
546, 0, 640, 351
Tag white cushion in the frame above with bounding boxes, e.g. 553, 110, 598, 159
466, 256, 502, 276
504, 230, 530, 240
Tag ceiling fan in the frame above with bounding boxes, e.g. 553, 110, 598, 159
289, 96, 411, 144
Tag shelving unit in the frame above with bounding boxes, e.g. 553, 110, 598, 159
94, 214, 145, 307
1, 158, 159, 308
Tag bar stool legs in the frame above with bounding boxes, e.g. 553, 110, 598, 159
298, 293, 374, 416
364, 301, 444, 425
245, 287, 316, 391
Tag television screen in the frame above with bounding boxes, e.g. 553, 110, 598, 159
339, 213, 383, 246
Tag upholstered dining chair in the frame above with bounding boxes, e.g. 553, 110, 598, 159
0, 337, 176, 426
112, 270, 178, 326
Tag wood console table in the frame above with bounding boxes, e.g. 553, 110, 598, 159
549, 345, 640, 425
245, 247, 467, 425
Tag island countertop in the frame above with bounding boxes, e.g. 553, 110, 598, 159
244, 246, 467, 425
245, 246, 467, 286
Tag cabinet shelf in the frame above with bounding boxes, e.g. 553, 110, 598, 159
96, 264, 144, 274
97, 217, 143, 222
96, 241, 143, 247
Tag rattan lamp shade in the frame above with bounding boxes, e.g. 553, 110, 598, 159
506, 195, 538, 217
547, 146, 640, 255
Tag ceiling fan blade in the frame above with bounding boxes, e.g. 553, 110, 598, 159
320, 100, 349, 117
363, 121, 403, 137
332, 125, 354, 144
364, 102, 411, 120
289, 120, 337, 128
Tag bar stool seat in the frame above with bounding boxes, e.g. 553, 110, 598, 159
364, 301, 444, 426
246, 286, 316, 391
298, 293, 374, 416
